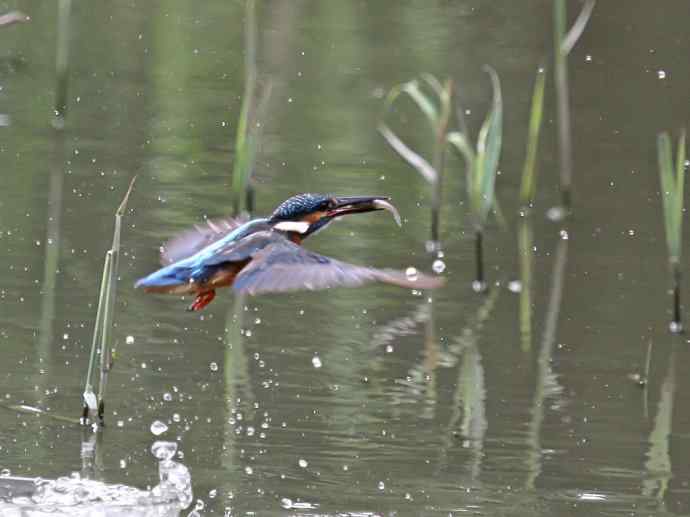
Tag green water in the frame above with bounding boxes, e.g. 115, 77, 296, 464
2, 1, 690, 515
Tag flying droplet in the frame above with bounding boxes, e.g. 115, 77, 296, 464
657, 69, 666, 79
378, 481, 385, 491
432, 259, 446, 274
281, 498, 294, 509
311, 356, 322, 369
125, 335, 135, 345
405, 267, 418, 281
150, 420, 168, 436
209, 362, 218, 372
508, 280, 522, 293
298, 458, 308, 468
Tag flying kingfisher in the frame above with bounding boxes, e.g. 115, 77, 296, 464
135, 193, 442, 311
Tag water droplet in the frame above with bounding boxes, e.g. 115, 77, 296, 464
508, 280, 522, 293
208, 489, 217, 499
657, 69, 667, 79
627, 229, 635, 236
559, 229, 569, 240
546, 206, 567, 222
404, 492, 412, 500
585, 55, 592, 62
1, 468, 11, 477
209, 362, 218, 372
405, 267, 418, 281
244, 466, 253, 475
281, 497, 294, 509
119, 459, 127, 469
378, 481, 385, 491
311, 356, 322, 369
471, 280, 487, 293
125, 335, 135, 345
298, 458, 308, 468
116, 420, 124, 428
385, 345, 393, 353
173, 413, 181, 422
670, 321, 683, 333
163, 392, 172, 402
432, 259, 446, 274
194, 499, 205, 511
150, 420, 168, 436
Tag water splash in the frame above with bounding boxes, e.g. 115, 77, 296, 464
0, 444, 193, 516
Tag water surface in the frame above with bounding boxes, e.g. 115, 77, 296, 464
1, 1, 690, 515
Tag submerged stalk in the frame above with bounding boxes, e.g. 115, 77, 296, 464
672, 262, 682, 332
473, 230, 486, 292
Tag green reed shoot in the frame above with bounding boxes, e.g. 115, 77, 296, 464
553, 0, 596, 215
378, 75, 453, 251
81, 176, 136, 426
447, 66, 502, 292
230, 0, 272, 217
519, 67, 546, 209
658, 130, 686, 332
53, 0, 72, 129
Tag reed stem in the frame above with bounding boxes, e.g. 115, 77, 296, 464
672, 262, 682, 332
554, 0, 573, 213
53, 0, 72, 128
474, 230, 485, 292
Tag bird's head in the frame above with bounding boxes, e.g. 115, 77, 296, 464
269, 193, 401, 238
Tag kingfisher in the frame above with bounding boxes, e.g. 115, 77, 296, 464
135, 193, 442, 311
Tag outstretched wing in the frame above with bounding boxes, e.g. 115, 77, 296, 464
160, 216, 248, 265
232, 237, 443, 295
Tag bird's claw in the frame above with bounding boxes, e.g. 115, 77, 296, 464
187, 290, 216, 311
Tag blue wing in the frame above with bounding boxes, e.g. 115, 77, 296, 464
233, 235, 444, 295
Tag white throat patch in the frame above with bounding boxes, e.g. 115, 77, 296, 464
273, 221, 311, 234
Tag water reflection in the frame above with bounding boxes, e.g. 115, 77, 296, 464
526, 227, 568, 490
642, 340, 677, 505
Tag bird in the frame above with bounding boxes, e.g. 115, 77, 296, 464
135, 193, 443, 311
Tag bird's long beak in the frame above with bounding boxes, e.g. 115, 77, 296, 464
327, 196, 402, 226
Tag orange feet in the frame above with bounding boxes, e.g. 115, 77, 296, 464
187, 290, 216, 311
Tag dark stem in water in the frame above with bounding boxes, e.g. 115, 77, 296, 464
475, 230, 485, 289
672, 263, 683, 332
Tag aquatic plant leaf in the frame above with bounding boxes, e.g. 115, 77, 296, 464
383, 79, 440, 132
519, 67, 546, 207
674, 130, 686, 260
378, 122, 437, 184
657, 131, 686, 262
420, 73, 444, 99
561, 0, 596, 56
475, 66, 503, 224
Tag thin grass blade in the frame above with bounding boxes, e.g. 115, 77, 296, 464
519, 67, 546, 207
674, 130, 686, 261
476, 66, 503, 224
561, 0, 596, 56
378, 122, 437, 184
658, 132, 677, 260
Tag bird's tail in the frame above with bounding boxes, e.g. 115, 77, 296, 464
135, 263, 192, 291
